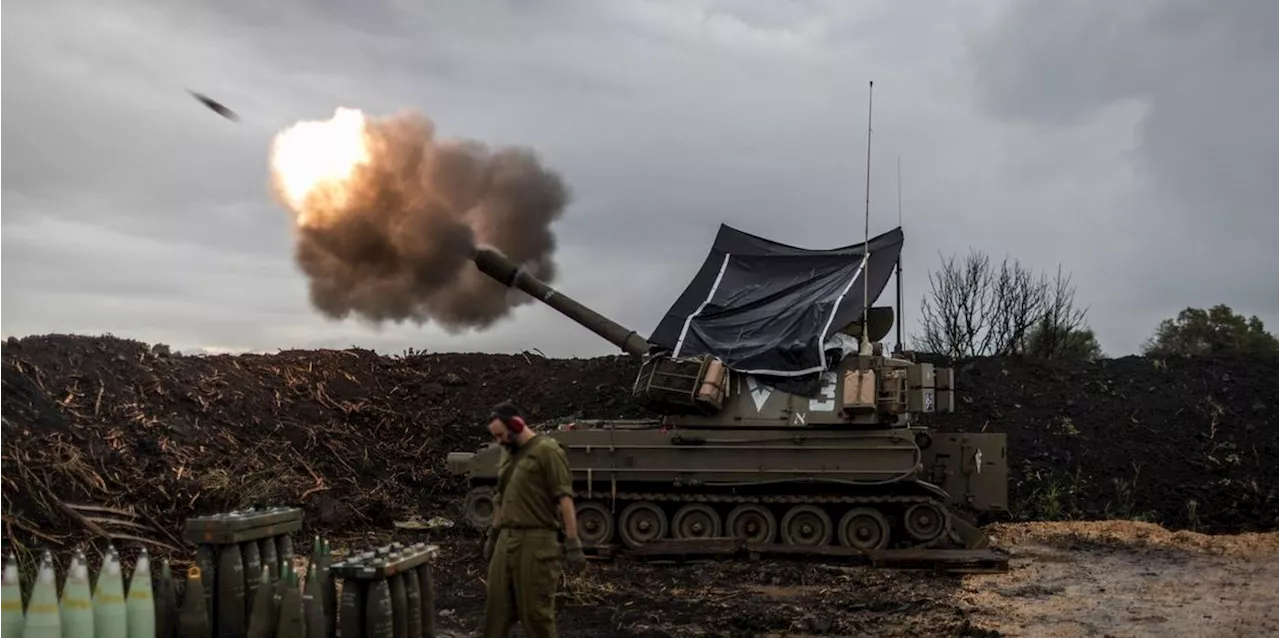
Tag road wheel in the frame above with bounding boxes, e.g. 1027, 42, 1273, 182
903, 502, 949, 544
780, 505, 832, 546
462, 487, 495, 530
672, 503, 722, 539
837, 507, 890, 550
619, 502, 668, 548
576, 501, 615, 546
726, 504, 777, 544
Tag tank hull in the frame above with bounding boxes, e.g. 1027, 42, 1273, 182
449, 421, 1007, 552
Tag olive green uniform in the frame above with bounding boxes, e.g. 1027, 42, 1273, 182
483, 435, 574, 638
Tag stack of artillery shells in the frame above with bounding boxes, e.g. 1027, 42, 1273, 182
329, 541, 439, 638
180, 506, 305, 637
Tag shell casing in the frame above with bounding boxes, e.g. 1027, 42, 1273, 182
22, 553, 60, 638
93, 546, 129, 638
179, 565, 213, 638
126, 548, 156, 638
60, 551, 95, 637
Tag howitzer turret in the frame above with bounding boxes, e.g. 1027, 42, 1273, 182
450, 228, 1008, 556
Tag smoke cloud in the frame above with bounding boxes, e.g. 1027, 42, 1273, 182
268, 108, 568, 331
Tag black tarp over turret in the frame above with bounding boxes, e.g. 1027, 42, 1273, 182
650, 224, 904, 395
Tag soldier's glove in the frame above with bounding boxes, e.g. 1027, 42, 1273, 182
564, 537, 586, 575
483, 526, 499, 562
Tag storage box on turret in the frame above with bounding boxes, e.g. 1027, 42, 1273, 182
332, 541, 439, 638
935, 367, 955, 412
634, 354, 728, 413
906, 363, 937, 413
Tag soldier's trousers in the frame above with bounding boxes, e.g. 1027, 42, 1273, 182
483, 528, 564, 638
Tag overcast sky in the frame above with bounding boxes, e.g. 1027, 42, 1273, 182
4, 0, 1276, 359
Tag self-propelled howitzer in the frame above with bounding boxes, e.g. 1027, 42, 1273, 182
449, 232, 1007, 553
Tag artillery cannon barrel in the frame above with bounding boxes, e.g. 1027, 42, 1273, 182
473, 246, 652, 357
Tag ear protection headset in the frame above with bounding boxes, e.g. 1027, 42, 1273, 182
498, 414, 526, 433
491, 402, 527, 433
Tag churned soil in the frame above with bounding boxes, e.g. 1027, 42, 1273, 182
387, 519, 1279, 637
1, 334, 646, 548
427, 533, 986, 637
924, 354, 1278, 533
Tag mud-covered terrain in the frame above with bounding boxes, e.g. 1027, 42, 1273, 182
956, 521, 1278, 638
2, 334, 1277, 636
346, 520, 1278, 637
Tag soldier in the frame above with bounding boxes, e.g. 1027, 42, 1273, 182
482, 401, 587, 638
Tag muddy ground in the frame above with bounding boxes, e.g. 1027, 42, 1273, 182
387, 519, 1276, 637
1, 334, 1277, 636
956, 521, 1278, 638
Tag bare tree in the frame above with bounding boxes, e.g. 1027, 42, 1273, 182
913, 251, 1092, 358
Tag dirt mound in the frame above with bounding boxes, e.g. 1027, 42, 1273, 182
985, 520, 1279, 559
1, 334, 648, 548
1, 334, 1275, 552
926, 355, 1278, 533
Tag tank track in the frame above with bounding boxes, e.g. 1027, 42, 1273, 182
581, 490, 936, 506
463, 483, 973, 555
571, 489, 959, 552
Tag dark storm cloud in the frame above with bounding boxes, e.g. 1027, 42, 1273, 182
3, 0, 1273, 358
967, 0, 1278, 345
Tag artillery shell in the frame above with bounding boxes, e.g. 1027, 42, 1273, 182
275, 569, 304, 638
303, 563, 325, 638
276, 534, 294, 568
245, 565, 274, 638
3, 551, 26, 638
306, 537, 322, 635
364, 579, 394, 638
338, 579, 363, 638
179, 566, 213, 638
94, 546, 129, 638
157, 559, 177, 638
126, 548, 157, 638
217, 543, 247, 637
196, 544, 216, 627
23, 551, 60, 638
390, 573, 407, 638
403, 569, 422, 638
60, 550, 94, 637
242, 541, 261, 619
273, 562, 291, 621
415, 564, 435, 638
320, 539, 335, 638
259, 538, 278, 583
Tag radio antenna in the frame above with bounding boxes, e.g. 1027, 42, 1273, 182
894, 154, 904, 354
860, 80, 874, 356
897, 154, 903, 227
